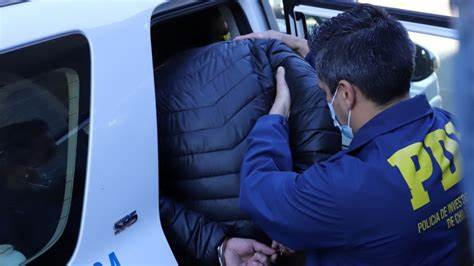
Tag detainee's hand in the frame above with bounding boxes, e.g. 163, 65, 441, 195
271, 240, 295, 262
269, 67, 291, 118
224, 237, 275, 266
235, 30, 309, 57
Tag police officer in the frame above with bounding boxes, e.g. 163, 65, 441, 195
237, 4, 470, 266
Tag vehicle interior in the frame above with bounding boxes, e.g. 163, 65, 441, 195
151, 2, 250, 67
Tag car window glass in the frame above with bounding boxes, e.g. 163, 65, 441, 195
0, 34, 90, 264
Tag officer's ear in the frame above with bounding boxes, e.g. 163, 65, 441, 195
337, 80, 356, 110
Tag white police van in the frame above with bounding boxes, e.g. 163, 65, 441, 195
0, 0, 457, 265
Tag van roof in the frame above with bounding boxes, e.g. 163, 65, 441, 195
0, 0, 165, 52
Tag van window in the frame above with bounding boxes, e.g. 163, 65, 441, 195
0, 34, 90, 264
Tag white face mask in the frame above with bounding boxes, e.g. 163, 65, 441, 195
328, 87, 354, 140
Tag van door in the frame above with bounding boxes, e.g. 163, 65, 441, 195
273, 0, 458, 114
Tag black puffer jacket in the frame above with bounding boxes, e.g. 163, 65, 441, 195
156, 39, 341, 265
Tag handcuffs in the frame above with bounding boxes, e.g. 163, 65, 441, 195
217, 238, 228, 266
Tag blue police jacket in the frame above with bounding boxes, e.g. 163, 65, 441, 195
240, 95, 470, 265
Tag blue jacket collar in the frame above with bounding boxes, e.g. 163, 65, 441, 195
347, 95, 433, 152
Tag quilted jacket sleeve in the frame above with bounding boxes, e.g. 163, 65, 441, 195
160, 196, 228, 266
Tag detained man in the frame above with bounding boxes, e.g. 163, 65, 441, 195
237, 4, 470, 266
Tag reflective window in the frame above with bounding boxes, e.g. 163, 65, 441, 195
0, 34, 90, 264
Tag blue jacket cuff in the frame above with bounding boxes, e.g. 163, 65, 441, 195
257, 114, 289, 129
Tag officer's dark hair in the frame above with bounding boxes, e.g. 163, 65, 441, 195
310, 4, 415, 105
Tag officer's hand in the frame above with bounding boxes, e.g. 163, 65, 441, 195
235, 30, 309, 57
224, 237, 275, 266
269, 67, 291, 118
